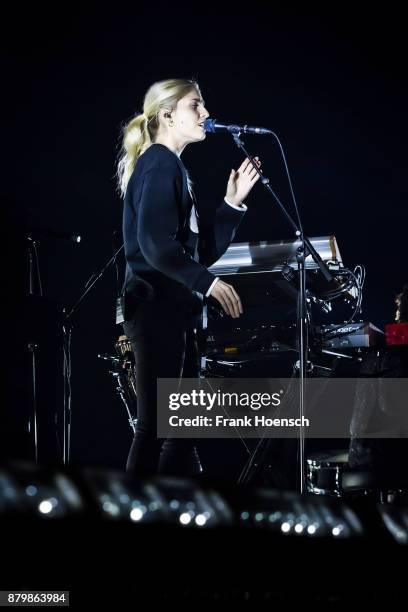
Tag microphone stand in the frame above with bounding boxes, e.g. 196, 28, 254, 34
62, 243, 124, 465
27, 236, 41, 464
229, 131, 333, 493
26, 232, 74, 465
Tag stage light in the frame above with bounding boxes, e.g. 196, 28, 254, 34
38, 500, 53, 514
25, 485, 38, 497
179, 512, 192, 525
130, 508, 143, 522
378, 506, 408, 544
102, 501, 120, 517
0, 472, 19, 511
195, 513, 207, 526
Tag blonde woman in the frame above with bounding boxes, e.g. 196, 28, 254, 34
117, 78, 261, 477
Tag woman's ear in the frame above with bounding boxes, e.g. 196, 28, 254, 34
158, 108, 172, 127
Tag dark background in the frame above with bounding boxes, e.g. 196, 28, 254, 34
4, 2, 407, 477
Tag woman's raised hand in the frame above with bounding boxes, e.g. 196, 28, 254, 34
225, 156, 262, 206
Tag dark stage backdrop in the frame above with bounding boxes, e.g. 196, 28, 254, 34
5, 3, 407, 476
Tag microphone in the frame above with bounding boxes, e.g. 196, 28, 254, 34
204, 118, 272, 135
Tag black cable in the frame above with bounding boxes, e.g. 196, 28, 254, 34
268, 131, 303, 236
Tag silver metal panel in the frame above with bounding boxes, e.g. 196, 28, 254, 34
209, 236, 342, 275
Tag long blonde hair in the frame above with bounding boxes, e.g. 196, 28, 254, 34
116, 78, 201, 198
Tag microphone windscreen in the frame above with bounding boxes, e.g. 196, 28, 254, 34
204, 118, 217, 133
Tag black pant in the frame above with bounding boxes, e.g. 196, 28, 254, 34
122, 298, 202, 478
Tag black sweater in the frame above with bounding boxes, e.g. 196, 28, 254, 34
122, 143, 246, 311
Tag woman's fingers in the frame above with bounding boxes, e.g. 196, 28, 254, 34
238, 156, 257, 172
228, 283, 243, 314
211, 281, 243, 317
250, 170, 261, 183
221, 285, 240, 317
241, 157, 262, 177
217, 295, 229, 316
248, 165, 260, 179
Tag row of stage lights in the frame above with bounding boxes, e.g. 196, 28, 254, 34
0, 462, 407, 544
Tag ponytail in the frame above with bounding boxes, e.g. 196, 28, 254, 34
116, 113, 152, 198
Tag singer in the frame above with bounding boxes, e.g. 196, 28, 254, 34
116, 78, 261, 477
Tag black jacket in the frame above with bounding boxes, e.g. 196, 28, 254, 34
122, 143, 246, 317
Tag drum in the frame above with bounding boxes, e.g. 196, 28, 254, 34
115, 335, 134, 360
306, 450, 376, 497
98, 335, 138, 432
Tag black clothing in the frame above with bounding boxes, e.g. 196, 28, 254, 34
121, 143, 246, 476
123, 299, 202, 477
122, 143, 245, 318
